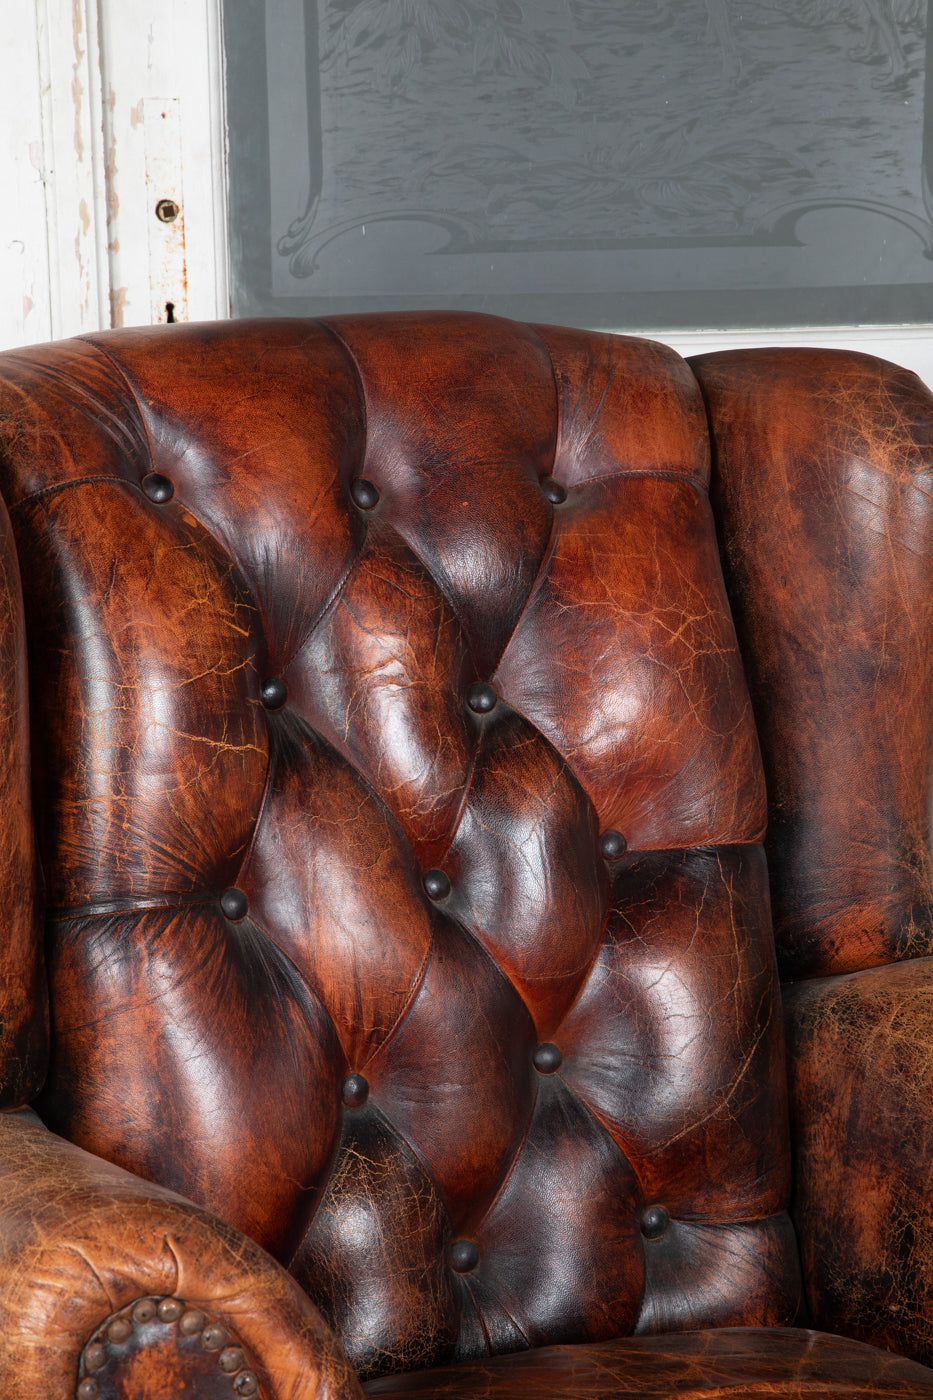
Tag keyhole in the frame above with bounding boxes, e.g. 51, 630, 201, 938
165, 302, 176, 323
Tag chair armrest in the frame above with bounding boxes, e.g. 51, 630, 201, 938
784, 956, 933, 1366
0, 1108, 362, 1400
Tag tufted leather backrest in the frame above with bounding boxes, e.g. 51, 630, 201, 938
0, 313, 799, 1377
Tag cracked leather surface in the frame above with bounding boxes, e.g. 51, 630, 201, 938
785, 958, 933, 1365
692, 348, 933, 981
0, 487, 45, 1107
693, 348, 933, 1368
0, 1109, 362, 1400
362, 1328, 933, 1398
0, 315, 929, 1395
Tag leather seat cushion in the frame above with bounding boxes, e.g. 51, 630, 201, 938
364, 1328, 933, 1398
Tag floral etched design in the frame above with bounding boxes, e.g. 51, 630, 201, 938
277, 0, 931, 284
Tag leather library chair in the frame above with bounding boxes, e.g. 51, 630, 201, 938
0, 313, 931, 1398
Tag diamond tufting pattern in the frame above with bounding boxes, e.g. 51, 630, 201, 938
0, 314, 797, 1381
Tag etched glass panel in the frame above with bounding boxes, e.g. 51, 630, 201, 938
224, 0, 933, 327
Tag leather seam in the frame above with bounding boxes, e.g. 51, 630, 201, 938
314, 320, 490, 671
10, 474, 129, 512
489, 511, 560, 681
237, 707, 435, 1081
73, 337, 160, 471
527, 322, 563, 485
569, 466, 709, 495
316, 318, 369, 456
276, 527, 369, 674
49, 896, 216, 923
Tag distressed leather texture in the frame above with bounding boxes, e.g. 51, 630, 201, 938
0, 490, 44, 1106
0, 1109, 359, 1400
784, 958, 933, 1366
0, 315, 930, 1396
693, 348, 933, 982
364, 1329, 933, 1399
693, 347, 933, 1366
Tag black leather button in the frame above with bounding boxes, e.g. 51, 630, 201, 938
641, 1205, 670, 1240
260, 677, 287, 710
533, 1042, 563, 1074
141, 471, 174, 503
220, 887, 249, 921
450, 1239, 479, 1273
83, 1343, 107, 1372
599, 829, 627, 861
466, 682, 497, 714
541, 476, 567, 504
156, 1297, 184, 1322
351, 478, 380, 510
423, 869, 451, 900
342, 1072, 369, 1108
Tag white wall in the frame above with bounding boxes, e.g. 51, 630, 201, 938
662, 325, 933, 386
3, 0, 933, 391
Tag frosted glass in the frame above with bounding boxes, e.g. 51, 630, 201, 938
225, 0, 933, 328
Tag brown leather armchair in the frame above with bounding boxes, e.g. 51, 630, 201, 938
0, 313, 930, 1398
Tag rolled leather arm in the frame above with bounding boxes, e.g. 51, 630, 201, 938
0, 1109, 363, 1400
784, 955, 933, 1366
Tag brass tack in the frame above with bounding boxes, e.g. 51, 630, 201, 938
77, 1380, 100, 1400
107, 1316, 133, 1344
234, 1372, 259, 1397
219, 1345, 246, 1373
202, 1322, 229, 1351
132, 1298, 157, 1324
157, 1297, 185, 1322
179, 1308, 207, 1335
83, 1342, 107, 1372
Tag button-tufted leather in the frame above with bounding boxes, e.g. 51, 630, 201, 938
260, 677, 289, 711
465, 682, 497, 714
531, 1043, 562, 1075
140, 470, 175, 503
0, 314, 930, 1397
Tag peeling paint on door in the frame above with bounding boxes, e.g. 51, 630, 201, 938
144, 97, 188, 323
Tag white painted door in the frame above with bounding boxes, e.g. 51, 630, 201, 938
2, 0, 228, 348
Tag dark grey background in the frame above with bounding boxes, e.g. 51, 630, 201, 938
225, 0, 933, 328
